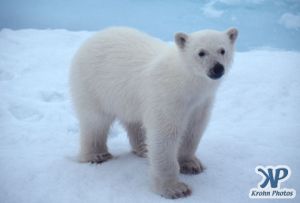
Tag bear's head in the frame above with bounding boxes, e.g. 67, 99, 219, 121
175, 28, 238, 80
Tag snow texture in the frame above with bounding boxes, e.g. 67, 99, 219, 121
219, 0, 266, 4
0, 29, 299, 203
202, 2, 224, 18
279, 13, 300, 30
1, 0, 300, 51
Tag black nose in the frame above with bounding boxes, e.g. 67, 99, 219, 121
208, 63, 225, 80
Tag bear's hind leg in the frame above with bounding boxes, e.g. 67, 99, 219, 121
78, 112, 114, 163
124, 122, 147, 157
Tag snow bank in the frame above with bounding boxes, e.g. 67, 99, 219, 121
1, 0, 300, 51
279, 13, 300, 30
0, 29, 299, 203
202, 2, 224, 18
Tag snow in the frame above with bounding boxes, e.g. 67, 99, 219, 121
0, 29, 299, 203
279, 13, 300, 30
218, 0, 266, 4
1, 0, 300, 51
202, 2, 224, 18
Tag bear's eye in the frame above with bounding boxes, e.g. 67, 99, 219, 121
198, 51, 206, 57
220, 48, 225, 55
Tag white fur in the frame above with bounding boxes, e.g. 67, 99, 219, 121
69, 27, 238, 199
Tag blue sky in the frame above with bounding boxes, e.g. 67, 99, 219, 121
0, 0, 300, 51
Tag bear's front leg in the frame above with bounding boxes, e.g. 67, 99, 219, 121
146, 119, 191, 199
178, 101, 213, 174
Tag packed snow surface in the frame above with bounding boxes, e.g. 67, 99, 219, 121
0, 29, 299, 203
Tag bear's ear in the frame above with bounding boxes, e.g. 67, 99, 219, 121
226, 28, 238, 43
175, 32, 188, 49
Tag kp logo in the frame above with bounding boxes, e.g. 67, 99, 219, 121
249, 165, 296, 199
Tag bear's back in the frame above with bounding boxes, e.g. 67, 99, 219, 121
74, 27, 167, 71
70, 27, 169, 122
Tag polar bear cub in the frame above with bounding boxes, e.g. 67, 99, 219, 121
70, 27, 238, 199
